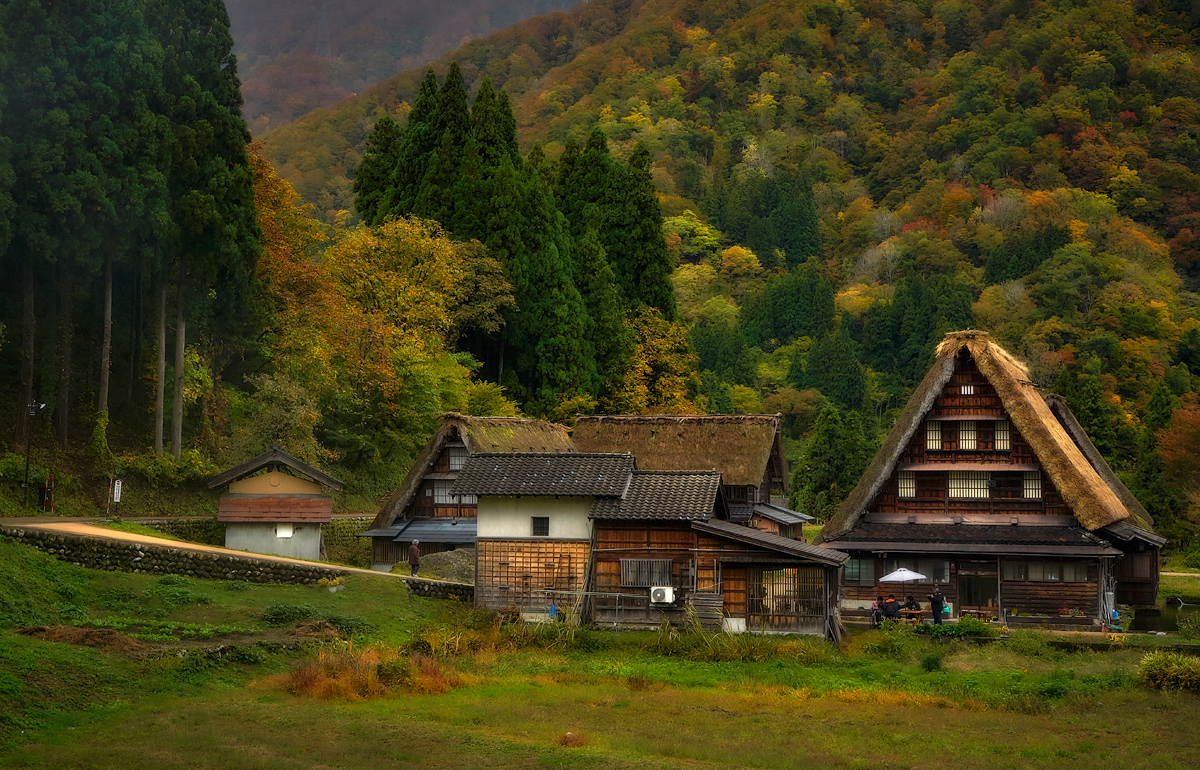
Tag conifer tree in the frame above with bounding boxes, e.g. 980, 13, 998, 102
575, 215, 634, 405
385, 68, 439, 217
414, 62, 470, 224
353, 115, 403, 226
620, 143, 678, 320
801, 326, 866, 411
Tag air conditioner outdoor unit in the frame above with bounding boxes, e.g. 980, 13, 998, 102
650, 586, 675, 604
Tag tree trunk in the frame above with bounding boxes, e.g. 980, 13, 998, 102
128, 267, 141, 402
56, 261, 73, 449
98, 253, 112, 415
171, 261, 186, 459
155, 274, 166, 456
19, 258, 34, 442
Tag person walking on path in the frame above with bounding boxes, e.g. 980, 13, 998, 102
928, 585, 945, 625
407, 539, 421, 577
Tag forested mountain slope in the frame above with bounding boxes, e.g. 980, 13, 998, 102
265, 0, 1200, 542
227, 0, 578, 134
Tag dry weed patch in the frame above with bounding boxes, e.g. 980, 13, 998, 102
273, 643, 467, 700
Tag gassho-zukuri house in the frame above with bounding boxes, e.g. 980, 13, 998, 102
817, 331, 1165, 625
360, 413, 573, 571
207, 445, 344, 560
451, 452, 849, 641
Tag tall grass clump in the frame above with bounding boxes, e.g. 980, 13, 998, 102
283, 644, 464, 699
1001, 629, 1062, 660
1178, 612, 1199, 640
915, 616, 996, 639
857, 620, 922, 661
1139, 651, 1200, 691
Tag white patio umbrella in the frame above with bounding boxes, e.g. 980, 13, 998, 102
879, 567, 926, 583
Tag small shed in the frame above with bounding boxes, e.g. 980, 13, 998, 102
207, 445, 344, 560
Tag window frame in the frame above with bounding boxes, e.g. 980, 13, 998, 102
925, 420, 942, 451
959, 420, 977, 450
994, 420, 1011, 451
897, 470, 916, 499
948, 470, 989, 499
531, 516, 550, 537
620, 558, 673, 587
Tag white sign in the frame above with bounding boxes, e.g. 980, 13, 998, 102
112, 479, 122, 503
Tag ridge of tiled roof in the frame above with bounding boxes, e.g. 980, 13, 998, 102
451, 453, 634, 498
590, 470, 721, 520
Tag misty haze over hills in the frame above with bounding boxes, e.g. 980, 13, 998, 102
226, 0, 579, 134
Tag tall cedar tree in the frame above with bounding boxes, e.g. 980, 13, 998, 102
622, 144, 677, 319
384, 68, 439, 218
352, 115, 402, 227
414, 62, 470, 225
798, 326, 866, 411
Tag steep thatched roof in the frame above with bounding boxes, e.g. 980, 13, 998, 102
370, 413, 573, 530
819, 331, 1140, 542
572, 414, 784, 489
1044, 394, 1155, 530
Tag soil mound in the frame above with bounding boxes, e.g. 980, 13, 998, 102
292, 620, 343, 641
414, 548, 474, 583
16, 625, 148, 653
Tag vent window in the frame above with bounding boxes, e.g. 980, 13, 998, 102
621, 559, 672, 587
961, 384, 974, 395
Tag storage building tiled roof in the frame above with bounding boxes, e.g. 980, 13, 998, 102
590, 470, 720, 520
451, 453, 634, 498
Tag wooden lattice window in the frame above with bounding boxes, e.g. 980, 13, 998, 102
434, 479, 476, 506
994, 420, 1011, 451
960, 384, 975, 395
925, 420, 942, 451
949, 471, 989, 499
620, 559, 672, 587
898, 471, 916, 498
531, 517, 550, 537
959, 420, 977, 450
1023, 471, 1042, 499
447, 445, 468, 471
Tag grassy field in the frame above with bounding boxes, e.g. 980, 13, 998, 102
1, 537, 1198, 768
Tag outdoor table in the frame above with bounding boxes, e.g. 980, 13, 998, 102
959, 609, 991, 622
899, 609, 922, 627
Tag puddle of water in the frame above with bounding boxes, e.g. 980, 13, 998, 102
1130, 601, 1200, 632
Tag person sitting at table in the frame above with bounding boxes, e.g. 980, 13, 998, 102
881, 595, 900, 620
903, 595, 921, 611
870, 596, 884, 627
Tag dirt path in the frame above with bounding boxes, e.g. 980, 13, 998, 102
3, 520, 461, 584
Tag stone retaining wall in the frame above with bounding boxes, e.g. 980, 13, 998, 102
129, 516, 225, 545
0, 525, 473, 602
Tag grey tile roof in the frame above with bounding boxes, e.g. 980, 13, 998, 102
752, 502, 815, 526
391, 517, 477, 544
451, 453, 634, 497
590, 470, 720, 520
693, 519, 849, 566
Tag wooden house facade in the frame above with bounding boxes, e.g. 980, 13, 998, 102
361, 414, 573, 570
819, 331, 1165, 623
589, 470, 847, 640
208, 446, 343, 560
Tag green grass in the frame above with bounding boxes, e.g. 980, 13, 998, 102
1, 536, 1198, 768
1160, 572, 1200, 603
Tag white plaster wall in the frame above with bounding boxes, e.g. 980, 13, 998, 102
225, 522, 323, 560
476, 495, 593, 539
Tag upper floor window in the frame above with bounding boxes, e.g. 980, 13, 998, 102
994, 420, 1011, 451
1023, 471, 1042, 499
898, 471, 916, 498
433, 480, 476, 506
959, 420, 977, 450
925, 420, 942, 451
447, 445, 468, 471
960, 384, 975, 396
948, 471, 989, 499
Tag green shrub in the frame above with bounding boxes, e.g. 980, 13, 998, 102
920, 651, 945, 672
1138, 651, 1200, 690
324, 614, 378, 637
1178, 612, 1200, 640
1183, 550, 1200, 570
1001, 629, 1060, 659
145, 580, 211, 609
915, 616, 997, 639
863, 620, 921, 660
156, 574, 193, 587
261, 603, 319, 626
223, 580, 251, 592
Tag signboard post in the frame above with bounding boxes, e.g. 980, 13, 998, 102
112, 479, 122, 520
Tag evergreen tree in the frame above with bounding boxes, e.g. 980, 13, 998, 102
575, 220, 634, 405
1069, 359, 1119, 459
353, 115, 403, 226
620, 143, 678, 319
801, 326, 866, 411
385, 68, 439, 217
413, 62, 470, 224
789, 404, 872, 520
